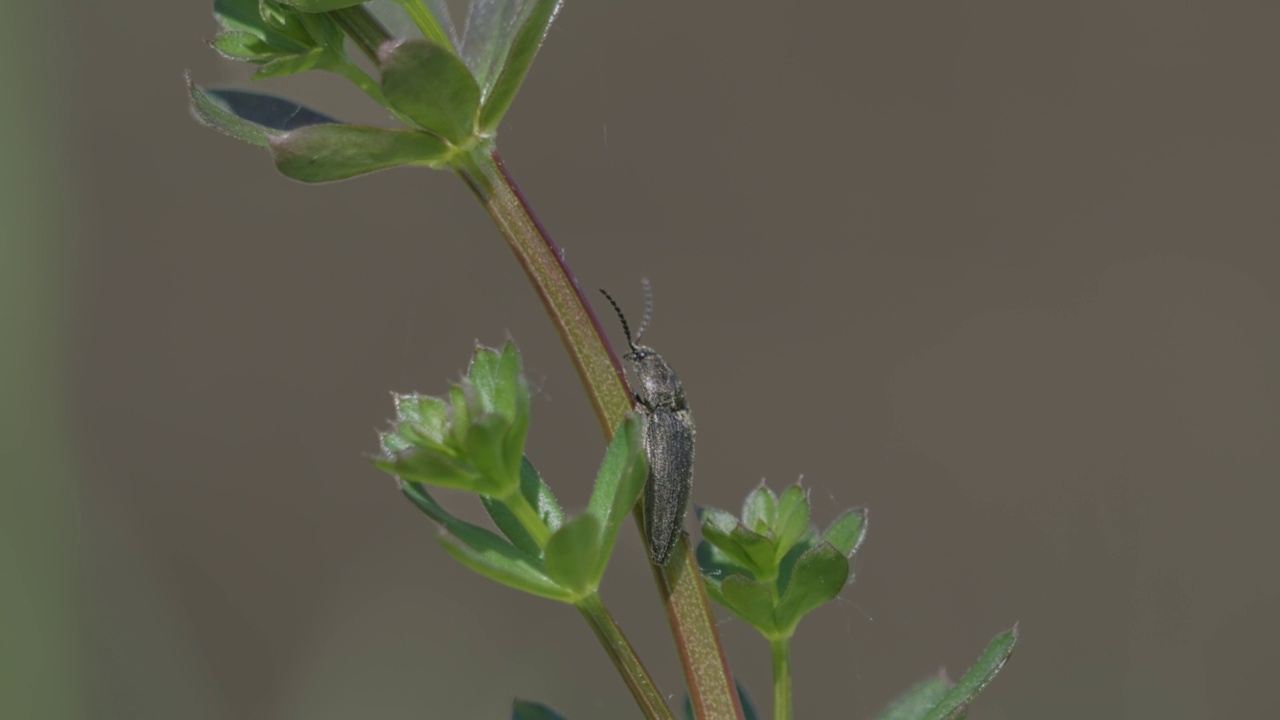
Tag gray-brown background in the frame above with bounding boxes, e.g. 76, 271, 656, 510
4, 1, 1277, 718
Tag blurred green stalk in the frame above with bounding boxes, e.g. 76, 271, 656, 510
0, 3, 81, 720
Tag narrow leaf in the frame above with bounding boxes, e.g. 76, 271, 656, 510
543, 514, 602, 596
378, 450, 480, 491
584, 415, 647, 577
378, 39, 480, 144
773, 484, 810, 557
215, 0, 311, 53
695, 540, 751, 582
463, 413, 519, 494
922, 627, 1018, 720
741, 485, 778, 535
875, 673, 952, 720
399, 482, 569, 600
268, 124, 449, 182
440, 535, 571, 601
823, 507, 867, 557
512, 699, 569, 720
276, 0, 368, 10
254, 48, 336, 79
521, 457, 564, 531
477, 0, 563, 131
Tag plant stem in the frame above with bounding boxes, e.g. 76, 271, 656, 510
654, 538, 747, 720
455, 146, 743, 719
577, 593, 674, 720
769, 636, 792, 720
501, 487, 553, 547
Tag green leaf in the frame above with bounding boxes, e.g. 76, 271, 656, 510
512, 699, 568, 720
494, 341, 523, 420
398, 482, 570, 600
543, 514, 602, 596
584, 415, 647, 577
215, 0, 312, 54
477, 0, 563, 131
700, 521, 773, 578
773, 484, 811, 557
717, 575, 777, 634
449, 383, 470, 448
276, 0, 368, 10
463, 413, 519, 494
698, 506, 739, 535
728, 524, 779, 577
774, 542, 848, 633
823, 507, 867, 557
875, 673, 953, 720
695, 540, 751, 582
210, 31, 277, 62
741, 485, 778, 535
521, 457, 564, 531
268, 124, 450, 182
378, 39, 480, 144
440, 535, 571, 602
254, 47, 336, 79
922, 627, 1018, 720
380, 450, 481, 492
466, 344, 501, 412
460, 0, 538, 96
394, 393, 450, 450
190, 80, 317, 148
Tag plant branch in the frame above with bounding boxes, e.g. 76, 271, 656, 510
770, 636, 791, 720
577, 593, 674, 720
455, 146, 743, 719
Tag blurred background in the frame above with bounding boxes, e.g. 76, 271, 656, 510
3, 1, 1278, 718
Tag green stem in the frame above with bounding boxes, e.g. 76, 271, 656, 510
770, 637, 792, 720
577, 593, 674, 720
329, 6, 391, 62
501, 488, 552, 547
455, 146, 743, 719
394, 0, 455, 50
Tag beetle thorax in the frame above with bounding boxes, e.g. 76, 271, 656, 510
628, 345, 686, 410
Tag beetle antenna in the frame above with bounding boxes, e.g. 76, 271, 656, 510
599, 288, 635, 350
635, 277, 653, 344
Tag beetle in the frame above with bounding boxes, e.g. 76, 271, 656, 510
599, 280, 695, 565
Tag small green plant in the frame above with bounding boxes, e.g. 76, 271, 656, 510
188, 2, 1017, 718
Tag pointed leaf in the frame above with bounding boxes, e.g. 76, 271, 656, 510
395, 393, 449, 442
277, 0, 368, 10
440, 534, 571, 601
478, 0, 563, 131
875, 673, 953, 720
701, 521, 773, 578
254, 47, 336, 79
398, 482, 569, 600
215, 0, 312, 53
742, 485, 778, 535
449, 383, 471, 447
695, 540, 751, 582
512, 699, 569, 720
378, 39, 480, 144
268, 124, 449, 182
773, 484, 810, 557
774, 542, 848, 633
732, 524, 779, 574
923, 627, 1018, 720
717, 575, 777, 634
543, 514, 602, 596
211, 31, 277, 62
461, 0, 538, 95
824, 507, 868, 557
521, 456, 564, 531
697, 506, 739, 535
584, 415, 647, 576
464, 413, 519, 494
378, 449, 481, 491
